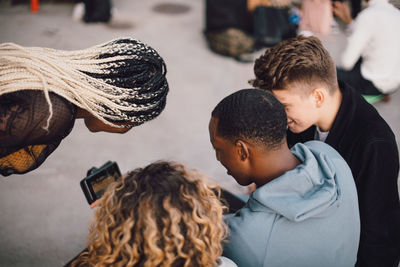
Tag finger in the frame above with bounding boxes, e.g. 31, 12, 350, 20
90, 200, 99, 209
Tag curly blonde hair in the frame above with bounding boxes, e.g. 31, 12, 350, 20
72, 161, 227, 267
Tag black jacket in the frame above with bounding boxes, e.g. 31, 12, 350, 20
287, 82, 400, 267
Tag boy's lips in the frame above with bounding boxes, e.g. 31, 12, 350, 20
287, 119, 294, 127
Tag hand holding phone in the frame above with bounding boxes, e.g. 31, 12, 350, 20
80, 161, 121, 205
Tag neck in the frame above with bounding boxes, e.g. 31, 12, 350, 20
316, 88, 342, 132
76, 107, 91, 119
252, 144, 301, 188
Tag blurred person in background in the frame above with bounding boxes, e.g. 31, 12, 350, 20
298, 0, 333, 35
0, 38, 169, 176
204, 0, 296, 62
333, 0, 400, 103
68, 161, 237, 267
72, 0, 133, 28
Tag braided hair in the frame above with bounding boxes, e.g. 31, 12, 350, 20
0, 38, 169, 129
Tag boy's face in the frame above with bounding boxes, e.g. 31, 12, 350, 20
271, 86, 319, 133
209, 117, 252, 186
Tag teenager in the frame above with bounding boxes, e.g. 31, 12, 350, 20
333, 0, 400, 101
251, 35, 400, 266
0, 38, 169, 176
209, 89, 360, 267
68, 161, 236, 267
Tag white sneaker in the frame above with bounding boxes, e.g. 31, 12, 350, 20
72, 3, 85, 22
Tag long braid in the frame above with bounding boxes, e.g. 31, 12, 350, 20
0, 38, 169, 128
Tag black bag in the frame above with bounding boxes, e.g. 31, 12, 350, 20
205, 28, 254, 57
252, 6, 297, 48
205, 0, 249, 32
83, 0, 112, 23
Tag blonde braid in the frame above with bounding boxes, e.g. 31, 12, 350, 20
0, 38, 169, 128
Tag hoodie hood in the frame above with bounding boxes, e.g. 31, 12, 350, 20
249, 142, 340, 222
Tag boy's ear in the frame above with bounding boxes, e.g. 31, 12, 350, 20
235, 140, 250, 161
311, 88, 325, 108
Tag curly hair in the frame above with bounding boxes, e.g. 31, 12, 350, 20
72, 161, 227, 267
250, 36, 338, 94
211, 88, 287, 150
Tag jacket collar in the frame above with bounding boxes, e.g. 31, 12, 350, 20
325, 82, 356, 148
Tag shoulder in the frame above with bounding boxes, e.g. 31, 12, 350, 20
217, 256, 237, 267
356, 1, 399, 23
340, 85, 395, 142
356, 3, 382, 18
352, 6, 376, 28
223, 209, 271, 266
294, 141, 347, 165
352, 109, 396, 147
223, 206, 276, 251
302, 140, 338, 154
47, 92, 77, 115
1, 90, 76, 115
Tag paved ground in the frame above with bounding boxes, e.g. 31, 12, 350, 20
0, 0, 399, 266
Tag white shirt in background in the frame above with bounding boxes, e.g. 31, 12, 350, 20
341, 0, 400, 93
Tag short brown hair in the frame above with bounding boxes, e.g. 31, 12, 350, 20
250, 36, 338, 94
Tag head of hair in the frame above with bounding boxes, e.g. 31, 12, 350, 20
250, 36, 338, 94
211, 88, 287, 150
0, 38, 169, 129
72, 161, 227, 267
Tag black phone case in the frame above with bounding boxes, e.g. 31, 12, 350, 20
80, 161, 121, 204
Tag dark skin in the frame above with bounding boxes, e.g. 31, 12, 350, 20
75, 108, 133, 208
76, 108, 132, 134
208, 117, 301, 188
332, 1, 353, 25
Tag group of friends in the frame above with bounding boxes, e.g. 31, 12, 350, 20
1, 30, 399, 267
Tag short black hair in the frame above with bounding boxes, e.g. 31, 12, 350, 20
211, 89, 287, 149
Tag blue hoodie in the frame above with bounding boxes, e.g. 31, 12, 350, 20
223, 141, 360, 267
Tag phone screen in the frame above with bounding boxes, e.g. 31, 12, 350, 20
81, 161, 121, 205
90, 167, 120, 198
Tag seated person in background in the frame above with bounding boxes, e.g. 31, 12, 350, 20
333, 0, 400, 102
204, 0, 295, 61
299, 0, 333, 35
72, 0, 133, 28
69, 161, 237, 267
0, 38, 169, 176
251, 35, 400, 266
209, 88, 360, 267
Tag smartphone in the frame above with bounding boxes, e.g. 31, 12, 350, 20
80, 161, 121, 205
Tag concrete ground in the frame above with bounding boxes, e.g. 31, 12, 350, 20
0, 0, 399, 266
